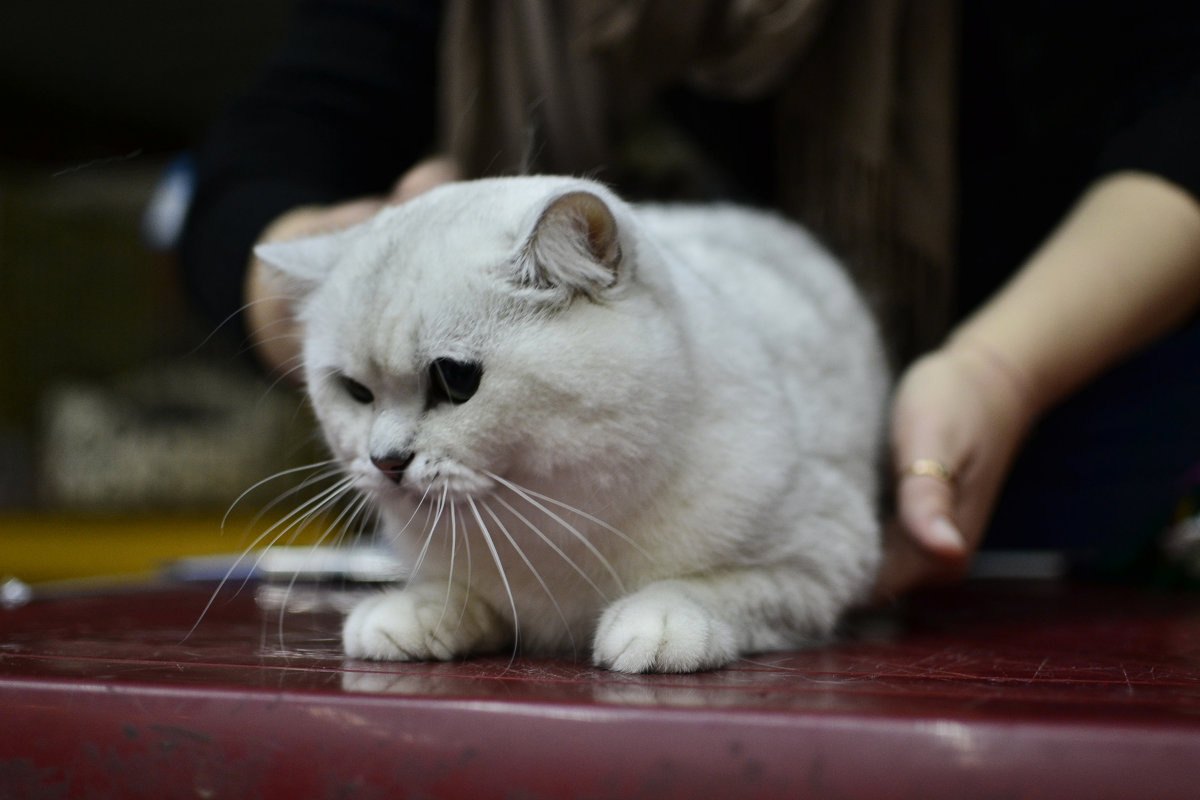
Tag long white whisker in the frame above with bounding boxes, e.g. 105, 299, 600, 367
185, 474, 357, 642
436, 487, 459, 631
491, 495, 610, 602
316, 482, 373, 550
388, 482, 435, 545
407, 486, 445, 586
222, 459, 339, 529
468, 497, 520, 662
261, 474, 368, 649
481, 500, 574, 653
274, 507, 347, 649
491, 480, 627, 594
272, 484, 377, 649
355, 494, 380, 545
448, 498, 476, 631
186, 292, 292, 358
331, 491, 373, 549
227, 474, 355, 578
228, 309, 306, 365
259, 355, 309, 399
358, 497, 382, 540
459, 501, 474, 620
246, 468, 349, 539
242, 475, 359, 579
255, 474, 357, 543
486, 470, 651, 562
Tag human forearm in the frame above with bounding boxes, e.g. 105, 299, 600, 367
879, 171, 1200, 598
947, 171, 1200, 417
244, 158, 461, 377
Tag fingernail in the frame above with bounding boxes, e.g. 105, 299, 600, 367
927, 515, 964, 552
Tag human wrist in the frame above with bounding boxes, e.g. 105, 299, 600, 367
940, 332, 1044, 426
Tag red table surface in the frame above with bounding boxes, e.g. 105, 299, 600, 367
2, 579, 1199, 799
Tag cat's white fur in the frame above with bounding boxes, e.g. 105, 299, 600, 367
257, 176, 889, 673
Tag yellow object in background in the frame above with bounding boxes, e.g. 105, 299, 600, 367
0, 514, 331, 583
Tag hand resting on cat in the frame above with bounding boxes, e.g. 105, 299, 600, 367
245, 158, 461, 382
255, 175, 890, 673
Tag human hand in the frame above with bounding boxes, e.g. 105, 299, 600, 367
244, 157, 461, 377
874, 173, 1200, 600
388, 156, 460, 203
874, 339, 1039, 599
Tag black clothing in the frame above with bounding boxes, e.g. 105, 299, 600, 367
178, 0, 1200, 563
180, 0, 1200, 329
957, 1, 1200, 317
179, 0, 441, 330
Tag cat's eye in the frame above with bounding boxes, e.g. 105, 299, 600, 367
338, 374, 375, 404
427, 358, 483, 406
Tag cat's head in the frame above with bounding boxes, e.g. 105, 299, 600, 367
256, 177, 688, 516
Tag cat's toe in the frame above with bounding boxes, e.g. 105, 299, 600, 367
342, 590, 458, 661
592, 585, 737, 673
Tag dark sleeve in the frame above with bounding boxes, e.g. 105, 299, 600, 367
178, 0, 442, 330
1097, 70, 1200, 203
956, 3, 1200, 319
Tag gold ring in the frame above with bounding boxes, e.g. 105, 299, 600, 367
902, 458, 955, 485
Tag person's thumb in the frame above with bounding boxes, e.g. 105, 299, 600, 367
896, 461, 967, 560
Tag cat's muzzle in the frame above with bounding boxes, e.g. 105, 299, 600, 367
371, 451, 415, 484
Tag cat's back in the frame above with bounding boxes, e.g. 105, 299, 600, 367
634, 202, 880, 359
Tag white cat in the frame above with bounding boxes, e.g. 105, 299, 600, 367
256, 176, 889, 673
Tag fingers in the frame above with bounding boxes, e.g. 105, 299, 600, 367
880, 342, 1039, 598
888, 353, 974, 564
872, 469, 970, 603
895, 464, 966, 559
871, 519, 964, 602
318, 197, 387, 230
241, 159, 461, 379
891, 395, 968, 560
390, 157, 461, 204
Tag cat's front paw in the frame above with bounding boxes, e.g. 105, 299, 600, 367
342, 586, 505, 661
592, 582, 738, 673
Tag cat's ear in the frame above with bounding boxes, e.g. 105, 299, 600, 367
516, 191, 622, 299
253, 228, 352, 287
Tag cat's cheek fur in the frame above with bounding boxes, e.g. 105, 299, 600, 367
305, 379, 373, 483
500, 306, 691, 481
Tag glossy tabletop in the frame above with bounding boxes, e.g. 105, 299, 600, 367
3, 579, 1200, 798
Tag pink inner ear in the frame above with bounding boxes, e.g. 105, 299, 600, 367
517, 190, 623, 298
565, 192, 621, 270
542, 191, 621, 272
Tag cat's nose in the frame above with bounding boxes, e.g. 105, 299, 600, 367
371, 451, 414, 483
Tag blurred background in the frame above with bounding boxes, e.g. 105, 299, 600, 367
1, 1, 326, 582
